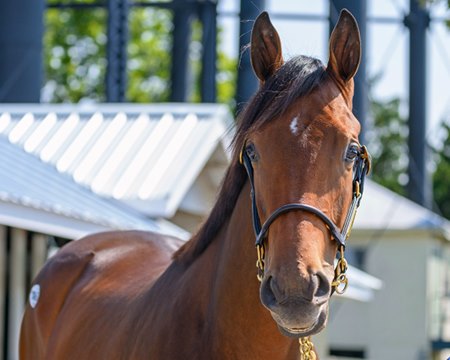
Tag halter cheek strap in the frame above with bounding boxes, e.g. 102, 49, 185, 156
240, 142, 371, 292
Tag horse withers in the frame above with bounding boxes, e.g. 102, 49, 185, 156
20, 9, 367, 360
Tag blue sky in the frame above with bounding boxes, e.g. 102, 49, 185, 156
217, 0, 450, 148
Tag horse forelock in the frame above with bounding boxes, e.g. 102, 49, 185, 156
173, 55, 326, 266
233, 56, 326, 152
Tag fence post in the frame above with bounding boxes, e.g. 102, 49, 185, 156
0, 226, 6, 360
31, 234, 48, 280
8, 228, 26, 360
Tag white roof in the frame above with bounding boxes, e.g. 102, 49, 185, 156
4, 103, 446, 234
0, 136, 189, 240
355, 180, 450, 238
338, 264, 383, 302
0, 103, 233, 217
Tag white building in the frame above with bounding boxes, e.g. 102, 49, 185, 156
327, 181, 450, 360
0, 134, 188, 360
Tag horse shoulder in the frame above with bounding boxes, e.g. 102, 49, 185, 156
20, 230, 185, 359
19, 246, 94, 359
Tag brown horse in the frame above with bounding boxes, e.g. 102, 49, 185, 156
20, 10, 368, 360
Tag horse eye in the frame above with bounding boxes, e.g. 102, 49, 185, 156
245, 143, 259, 162
345, 143, 360, 162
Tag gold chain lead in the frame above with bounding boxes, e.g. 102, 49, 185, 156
299, 337, 316, 360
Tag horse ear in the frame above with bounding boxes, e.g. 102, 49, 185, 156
250, 12, 283, 83
327, 9, 361, 83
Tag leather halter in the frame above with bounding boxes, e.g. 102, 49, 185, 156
239, 141, 371, 291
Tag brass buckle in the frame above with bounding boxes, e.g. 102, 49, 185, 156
332, 246, 349, 294
354, 180, 361, 198
360, 145, 371, 174
256, 244, 265, 282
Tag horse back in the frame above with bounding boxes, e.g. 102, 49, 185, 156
19, 230, 184, 360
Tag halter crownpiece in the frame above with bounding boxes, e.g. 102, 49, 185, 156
239, 141, 371, 289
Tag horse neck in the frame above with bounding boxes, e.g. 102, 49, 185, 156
139, 180, 297, 358
199, 181, 297, 358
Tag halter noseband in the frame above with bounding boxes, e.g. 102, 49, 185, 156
239, 142, 371, 294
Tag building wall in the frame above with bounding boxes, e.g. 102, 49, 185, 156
365, 234, 429, 359
428, 238, 450, 360
326, 232, 433, 359
327, 297, 370, 355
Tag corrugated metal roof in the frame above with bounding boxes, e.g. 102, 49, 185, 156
0, 136, 189, 240
0, 103, 233, 217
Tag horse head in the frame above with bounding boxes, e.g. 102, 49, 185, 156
237, 9, 366, 338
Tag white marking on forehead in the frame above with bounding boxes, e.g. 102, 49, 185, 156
290, 116, 299, 136
289, 115, 322, 163
29, 284, 40, 308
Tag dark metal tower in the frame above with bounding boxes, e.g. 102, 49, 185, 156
106, 0, 129, 102
0, 0, 45, 102
235, 0, 266, 113
330, 0, 368, 144
199, 0, 218, 103
405, 0, 431, 208
170, 0, 194, 102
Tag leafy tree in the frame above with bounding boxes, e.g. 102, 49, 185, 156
43, 7, 107, 102
216, 47, 237, 105
43, 5, 236, 105
429, 0, 450, 218
432, 123, 450, 218
127, 8, 173, 102
366, 93, 450, 220
366, 97, 409, 196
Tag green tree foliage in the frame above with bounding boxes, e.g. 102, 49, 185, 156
432, 123, 450, 218
432, 0, 450, 218
366, 98, 408, 196
367, 95, 450, 219
43, 7, 107, 102
127, 8, 172, 102
43, 5, 236, 105
216, 49, 237, 104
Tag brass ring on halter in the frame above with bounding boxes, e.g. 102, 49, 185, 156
332, 274, 348, 294
332, 246, 349, 294
256, 259, 264, 282
360, 145, 372, 174
354, 180, 361, 197
256, 244, 265, 263
256, 244, 265, 282
256, 267, 264, 282
338, 257, 348, 274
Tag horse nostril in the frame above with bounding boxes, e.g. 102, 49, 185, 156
260, 276, 277, 308
311, 271, 330, 303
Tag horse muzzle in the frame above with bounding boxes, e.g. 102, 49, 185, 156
260, 272, 331, 337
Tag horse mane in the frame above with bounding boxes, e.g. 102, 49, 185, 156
173, 55, 327, 265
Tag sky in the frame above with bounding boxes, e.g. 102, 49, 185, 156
216, 0, 450, 148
